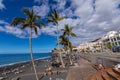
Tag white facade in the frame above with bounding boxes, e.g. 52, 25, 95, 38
101, 31, 120, 47
76, 31, 120, 52
77, 40, 102, 52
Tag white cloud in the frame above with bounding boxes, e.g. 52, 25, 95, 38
0, 20, 42, 38
53, 0, 66, 10
33, 1, 50, 17
0, 20, 8, 25
0, 0, 5, 10
39, 0, 120, 46
0, 24, 23, 38
1, 0, 120, 46
42, 25, 56, 36
74, 0, 94, 18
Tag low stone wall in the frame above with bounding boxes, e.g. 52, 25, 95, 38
80, 53, 120, 67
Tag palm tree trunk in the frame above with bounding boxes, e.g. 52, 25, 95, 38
69, 54, 72, 65
67, 37, 73, 65
56, 23, 65, 68
29, 28, 39, 80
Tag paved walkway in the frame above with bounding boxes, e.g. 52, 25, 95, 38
66, 57, 96, 80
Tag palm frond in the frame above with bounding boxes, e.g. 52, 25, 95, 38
47, 9, 65, 25
34, 22, 45, 29
62, 24, 77, 37
23, 8, 31, 18
21, 24, 29, 29
47, 14, 53, 18
70, 27, 74, 31
71, 33, 77, 37
34, 15, 41, 20
54, 9, 59, 19
58, 16, 65, 21
11, 17, 25, 26
34, 26, 38, 35
59, 35, 69, 46
46, 19, 54, 23
10, 8, 45, 38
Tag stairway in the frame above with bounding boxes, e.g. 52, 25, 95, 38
107, 68, 120, 80
88, 67, 120, 80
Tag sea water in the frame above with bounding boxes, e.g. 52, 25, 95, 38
0, 53, 51, 67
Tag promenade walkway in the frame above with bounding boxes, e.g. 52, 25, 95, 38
66, 57, 96, 80
66, 53, 120, 80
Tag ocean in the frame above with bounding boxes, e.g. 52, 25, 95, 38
0, 53, 52, 67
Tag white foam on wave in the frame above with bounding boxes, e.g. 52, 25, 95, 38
36, 56, 51, 60
0, 56, 51, 68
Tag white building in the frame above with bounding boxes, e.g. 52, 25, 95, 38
101, 31, 120, 47
77, 31, 120, 52
77, 39, 102, 52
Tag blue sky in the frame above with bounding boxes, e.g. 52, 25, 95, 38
0, 0, 57, 53
0, 0, 120, 53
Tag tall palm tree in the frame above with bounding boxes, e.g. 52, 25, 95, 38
59, 35, 68, 47
47, 9, 65, 67
59, 34, 73, 65
61, 24, 76, 50
61, 24, 76, 65
11, 8, 44, 80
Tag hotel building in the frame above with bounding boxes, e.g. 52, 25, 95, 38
102, 31, 120, 47
77, 31, 120, 52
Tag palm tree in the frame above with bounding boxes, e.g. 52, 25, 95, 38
11, 8, 44, 80
61, 24, 76, 65
61, 24, 76, 38
61, 24, 76, 50
59, 35, 73, 50
59, 35, 68, 47
47, 9, 65, 67
59, 34, 74, 65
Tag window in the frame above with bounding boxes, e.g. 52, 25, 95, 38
114, 38, 116, 41
112, 43, 115, 46
115, 42, 118, 46
111, 39, 113, 42
119, 41, 120, 45
117, 37, 120, 40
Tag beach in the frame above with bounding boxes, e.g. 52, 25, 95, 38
0, 0, 120, 80
0, 52, 120, 80
0, 58, 69, 80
